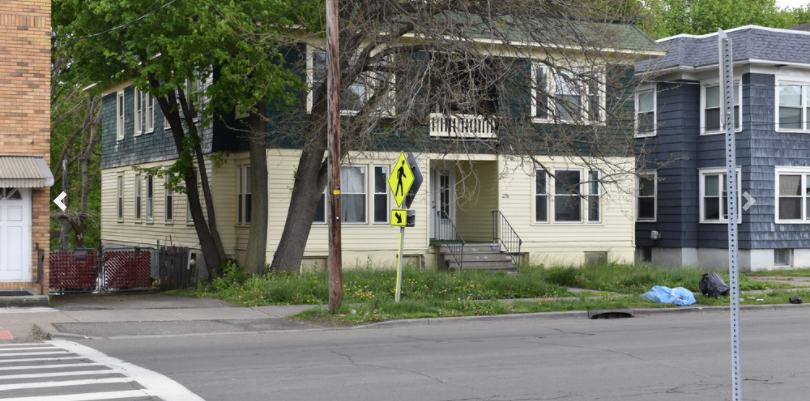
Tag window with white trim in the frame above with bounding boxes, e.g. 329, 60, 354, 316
373, 165, 389, 224
587, 170, 600, 223
116, 91, 125, 140
134, 89, 143, 136
636, 173, 656, 222
165, 175, 174, 222
534, 170, 548, 223
635, 89, 655, 137
703, 84, 740, 134
185, 78, 201, 121
146, 174, 154, 221
313, 190, 326, 224
532, 64, 603, 124
777, 83, 810, 131
700, 168, 741, 223
341, 165, 367, 224
554, 170, 581, 222
135, 174, 142, 220
309, 49, 393, 115
117, 175, 124, 220
775, 168, 810, 222
237, 165, 252, 225
146, 96, 155, 133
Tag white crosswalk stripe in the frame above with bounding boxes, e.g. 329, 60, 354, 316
0, 340, 204, 401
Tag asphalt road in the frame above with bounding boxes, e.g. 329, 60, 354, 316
55, 307, 810, 401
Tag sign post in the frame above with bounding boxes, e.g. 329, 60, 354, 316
388, 152, 423, 302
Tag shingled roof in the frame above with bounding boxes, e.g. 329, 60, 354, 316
636, 25, 810, 73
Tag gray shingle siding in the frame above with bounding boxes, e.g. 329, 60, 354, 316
101, 88, 214, 169
638, 71, 810, 251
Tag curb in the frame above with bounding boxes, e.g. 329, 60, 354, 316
0, 295, 49, 308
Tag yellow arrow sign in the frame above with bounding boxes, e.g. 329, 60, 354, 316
388, 152, 414, 208
390, 209, 408, 227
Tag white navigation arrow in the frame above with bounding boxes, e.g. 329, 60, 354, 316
54, 191, 67, 211
742, 191, 755, 211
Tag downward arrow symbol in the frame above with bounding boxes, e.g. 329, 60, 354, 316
742, 191, 755, 211
395, 212, 403, 224
54, 191, 67, 211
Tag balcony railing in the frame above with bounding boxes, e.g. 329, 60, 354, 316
430, 113, 496, 139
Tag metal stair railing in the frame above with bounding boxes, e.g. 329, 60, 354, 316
436, 210, 465, 269
492, 210, 522, 267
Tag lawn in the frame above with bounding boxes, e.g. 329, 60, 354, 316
168, 260, 801, 323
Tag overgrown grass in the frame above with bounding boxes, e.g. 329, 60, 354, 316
170, 264, 570, 307
168, 261, 801, 323
746, 268, 810, 277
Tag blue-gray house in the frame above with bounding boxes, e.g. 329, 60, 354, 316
635, 25, 810, 271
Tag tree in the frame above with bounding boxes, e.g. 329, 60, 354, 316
53, 0, 303, 275
639, 0, 810, 39
266, 0, 658, 274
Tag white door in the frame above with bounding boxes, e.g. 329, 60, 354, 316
0, 188, 31, 281
430, 170, 455, 240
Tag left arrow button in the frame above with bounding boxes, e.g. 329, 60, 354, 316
54, 191, 67, 211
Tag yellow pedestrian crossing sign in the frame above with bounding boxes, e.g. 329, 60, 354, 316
391, 209, 407, 227
388, 152, 414, 208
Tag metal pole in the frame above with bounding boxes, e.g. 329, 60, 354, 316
395, 227, 405, 303
719, 29, 742, 401
326, 0, 343, 314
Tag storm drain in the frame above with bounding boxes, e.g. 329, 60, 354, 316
587, 309, 635, 319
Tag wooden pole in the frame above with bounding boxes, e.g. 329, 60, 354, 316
326, 0, 343, 314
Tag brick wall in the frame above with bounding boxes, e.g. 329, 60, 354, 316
0, 0, 51, 293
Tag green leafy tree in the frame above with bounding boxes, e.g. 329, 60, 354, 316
53, 0, 304, 276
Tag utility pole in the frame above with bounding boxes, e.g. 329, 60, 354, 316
326, 0, 343, 314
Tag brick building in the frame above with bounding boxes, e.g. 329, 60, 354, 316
0, 0, 53, 294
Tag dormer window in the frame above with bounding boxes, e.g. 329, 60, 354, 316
533, 64, 603, 124
309, 48, 393, 115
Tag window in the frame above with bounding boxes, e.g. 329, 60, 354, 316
373, 166, 389, 224
534, 170, 548, 223
635, 89, 656, 137
700, 168, 741, 223
313, 190, 326, 224
703, 84, 740, 133
186, 169, 196, 223
135, 175, 142, 220
341, 166, 367, 224
777, 83, 810, 131
310, 49, 393, 115
587, 170, 600, 223
532, 65, 550, 119
636, 173, 656, 222
116, 91, 125, 140
185, 78, 201, 121
775, 168, 810, 222
533, 64, 603, 123
554, 170, 581, 222
165, 175, 173, 222
117, 175, 123, 220
775, 249, 792, 266
146, 174, 154, 221
238, 165, 252, 225
134, 89, 143, 136
146, 96, 155, 133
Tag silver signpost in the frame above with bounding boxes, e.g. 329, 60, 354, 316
719, 29, 742, 401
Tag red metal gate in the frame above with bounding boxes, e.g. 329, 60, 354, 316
102, 249, 153, 290
50, 247, 154, 293
49, 250, 98, 292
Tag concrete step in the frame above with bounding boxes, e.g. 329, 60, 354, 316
447, 260, 517, 271
439, 244, 501, 254
444, 252, 512, 263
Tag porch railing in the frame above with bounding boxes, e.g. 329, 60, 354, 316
492, 211, 522, 266
429, 113, 496, 139
436, 210, 466, 269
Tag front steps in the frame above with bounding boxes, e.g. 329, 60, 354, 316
439, 243, 517, 273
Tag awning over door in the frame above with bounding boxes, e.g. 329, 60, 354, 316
0, 156, 54, 187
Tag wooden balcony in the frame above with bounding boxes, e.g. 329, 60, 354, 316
429, 113, 496, 139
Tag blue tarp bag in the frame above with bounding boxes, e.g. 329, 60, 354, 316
642, 286, 697, 306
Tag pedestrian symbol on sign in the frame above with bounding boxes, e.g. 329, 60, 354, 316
387, 153, 414, 208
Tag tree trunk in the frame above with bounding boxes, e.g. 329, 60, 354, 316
244, 108, 269, 275
268, 134, 328, 273
59, 159, 70, 249
150, 76, 226, 278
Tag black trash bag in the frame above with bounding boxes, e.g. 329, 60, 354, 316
699, 272, 730, 297
790, 296, 803, 304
